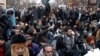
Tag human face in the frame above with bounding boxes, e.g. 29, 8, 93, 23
67, 29, 73, 37
26, 39, 32, 46
14, 29, 21, 35
90, 40, 95, 45
12, 44, 26, 55
44, 46, 53, 56
0, 40, 5, 46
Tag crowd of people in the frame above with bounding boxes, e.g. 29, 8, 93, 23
0, 3, 100, 56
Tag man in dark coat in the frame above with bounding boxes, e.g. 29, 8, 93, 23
0, 14, 11, 41
57, 26, 81, 56
69, 8, 79, 26
80, 10, 91, 22
44, 3, 51, 17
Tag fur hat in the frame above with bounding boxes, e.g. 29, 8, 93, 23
11, 34, 26, 44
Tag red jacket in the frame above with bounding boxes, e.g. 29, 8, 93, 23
0, 47, 4, 56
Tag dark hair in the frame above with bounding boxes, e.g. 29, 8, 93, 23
43, 44, 53, 52
0, 14, 9, 30
24, 34, 32, 40
28, 7, 32, 10
7, 10, 14, 15
0, 35, 4, 40
0, 14, 8, 20
62, 26, 72, 32
37, 33, 48, 43
56, 36, 64, 51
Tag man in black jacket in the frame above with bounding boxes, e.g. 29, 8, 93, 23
0, 14, 11, 41
57, 26, 81, 56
